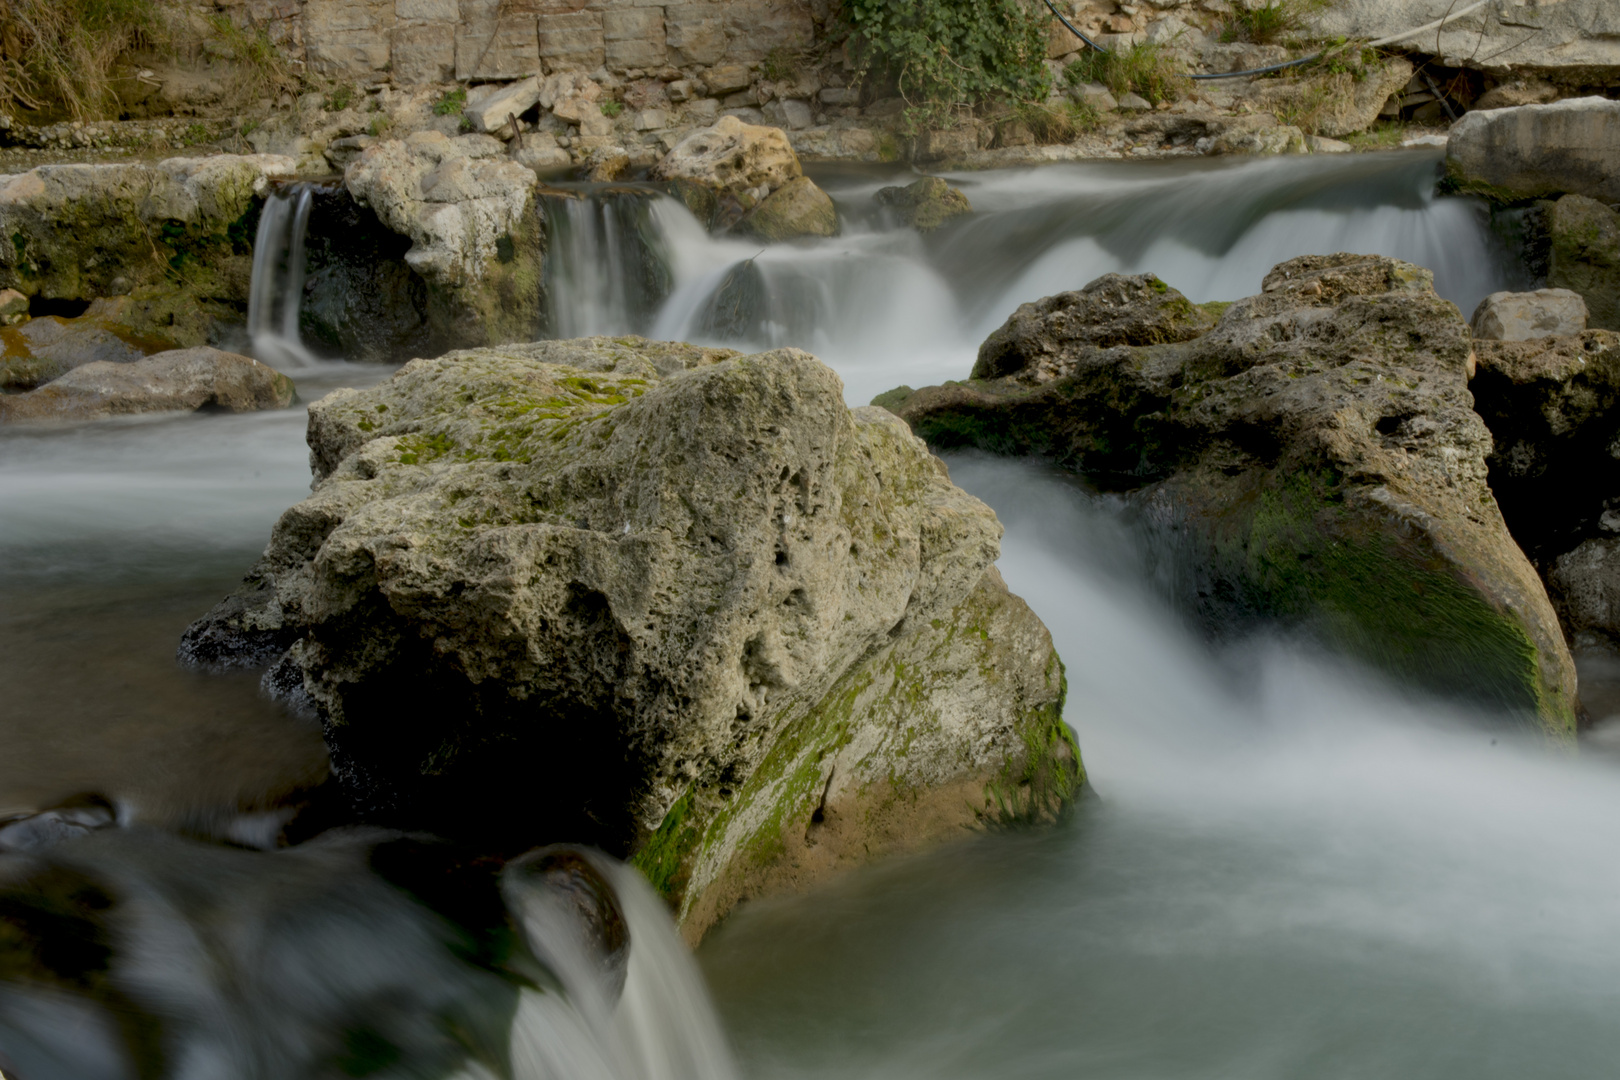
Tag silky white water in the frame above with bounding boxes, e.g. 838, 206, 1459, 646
0, 151, 1595, 1079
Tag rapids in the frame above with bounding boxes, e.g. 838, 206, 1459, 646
2, 149, 1598, 1079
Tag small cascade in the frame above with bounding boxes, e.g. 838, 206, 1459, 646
541, 188, 696, 338
248, 183, 322, 367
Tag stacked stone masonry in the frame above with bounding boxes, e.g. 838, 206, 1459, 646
251, 0, 818, 84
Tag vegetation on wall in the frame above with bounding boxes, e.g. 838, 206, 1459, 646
838, 0, 1051, 124
0, 0, 165, 119
1065, 42, 1185, 106
1218, 0, 1330, 45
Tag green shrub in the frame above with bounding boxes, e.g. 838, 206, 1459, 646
760, 46, 798, 82
1065, 43, 1184, 106
600, 100, 623, 117
203, 15, 300, 102
1219, 0, 1329, 45
367, 114, 391, 138
432, 87, 467, 115
323, 82, 354, 111
839, 0, 1050, 125
1016, 99, 1101, 144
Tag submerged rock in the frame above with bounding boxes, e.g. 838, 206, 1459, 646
182, 336, 1079, 939
1445, 98, 1620, 205
0, 346, 296, 424
1471, 288, 1589, 342
344, 132, 543, 350
874, 177, 973, 233
1547, 194, 1620, 332
888, 255, 1578, 732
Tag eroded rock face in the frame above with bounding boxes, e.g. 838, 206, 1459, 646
181, 337, 1078, 938
889, 255, 1578, 731
1446, 98, 1620, 205
0, 347, 296, 424
1312, 0, 1620, 77
344, 132, 543, 349
0, 155, 297, 345
1471, 288, 1589, 341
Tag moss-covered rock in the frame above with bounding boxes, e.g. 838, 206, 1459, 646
181, 336, 1079, 938
0, 298, 176, 390
734, 176, 838, 243
892, 255, 1578, 732
1547, 194, 1620, 332
874, 177, 973, 233
0, 155, 297, 346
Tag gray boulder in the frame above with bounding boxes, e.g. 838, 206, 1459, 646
1471, 288, 1589, 341
887, 255, 1578, 733
0, 347, 296, 424
181, 336, 1079, 940
1311, 0, 1620, 77
733, 175, 838, 241
1445, 98, 1620, 205
1550, 539, 1620, 651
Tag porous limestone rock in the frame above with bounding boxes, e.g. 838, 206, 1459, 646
1445, 98, 1620, 206
344, 132, 543, 349
874, 177, 973, 233
0, 347, 295, 424
180, 337, 1079, 939
1471, 288, 1589, 341
0, 298, 175, 390
650, 116, 802, 199
1549, 539, 1620, 651
887, 255, 1578, 732
1547, 195, 1620, 332
0, 155, 297, 345
539, 71, 604, 126
733, 175, 837, 242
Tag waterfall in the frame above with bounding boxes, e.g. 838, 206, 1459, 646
248, 183, 321, 368
541, 151, 1519, 405
541, 188, 701, 339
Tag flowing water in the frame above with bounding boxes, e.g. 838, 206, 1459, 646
247, 183, 323, 368
6, 149, 1599, 1078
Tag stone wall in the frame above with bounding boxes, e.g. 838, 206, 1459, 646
216, 0, 824, 85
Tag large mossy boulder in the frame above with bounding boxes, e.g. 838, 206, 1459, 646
650, 117, 838, 242
181, 337, 1079, 940
874, 177, 973, 233
887, 255, 1578, 732
0, 156, 297, 346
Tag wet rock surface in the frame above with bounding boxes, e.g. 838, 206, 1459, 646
889, 255, 1578, 731
182, 336, 1078, 938
0, 347, 296, 425
0, 298, 174, 391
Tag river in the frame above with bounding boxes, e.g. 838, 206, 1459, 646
7, 148, 1602, 1078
